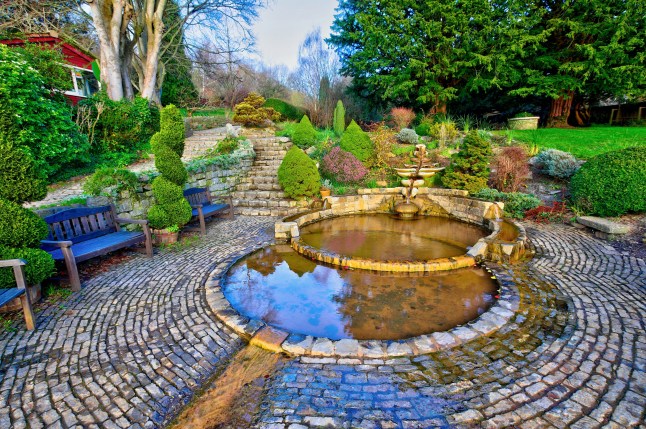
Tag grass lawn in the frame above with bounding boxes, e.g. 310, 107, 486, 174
499, 126, 646, 159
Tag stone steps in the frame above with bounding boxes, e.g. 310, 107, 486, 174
231, 134, 309, 217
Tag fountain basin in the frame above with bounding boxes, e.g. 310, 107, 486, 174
293, 214, 488, 272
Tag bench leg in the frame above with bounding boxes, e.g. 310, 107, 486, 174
19, 293, 35, 330
13, 264, 35, 330
61, 247, 81, 292
198, 207, 206, 236
142, 225, 153, 257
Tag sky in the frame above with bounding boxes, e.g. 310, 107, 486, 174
252, 0, 339, 70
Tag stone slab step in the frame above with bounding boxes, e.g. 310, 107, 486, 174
235, 207, 301, 217
232, 190, 288, 199
577, 216, 629, 234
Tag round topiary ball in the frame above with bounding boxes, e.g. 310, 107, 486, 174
569, 146, 646, 217
0, 246, 55, 288
278, 146, 321, 198
0, 199, 49, 248
292, 115, 318, 149
339, 120, 374, 163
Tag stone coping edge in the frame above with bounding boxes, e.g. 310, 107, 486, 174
292, 239, 476, 273
204, 246, 521, 358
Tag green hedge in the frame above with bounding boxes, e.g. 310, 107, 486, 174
569, 146, 646, 217
264, 98, 306, 121
0, 137, 47, 204
278, 147, 321, 198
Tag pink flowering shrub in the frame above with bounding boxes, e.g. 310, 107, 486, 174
321, 146, 368, 184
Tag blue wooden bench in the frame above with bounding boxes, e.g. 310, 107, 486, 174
183, 188, 234, 235
40, 205, 152, 291
0, 259, 35, 330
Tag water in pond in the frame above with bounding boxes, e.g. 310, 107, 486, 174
298, 214, 488, 261
223, 246, 498, 340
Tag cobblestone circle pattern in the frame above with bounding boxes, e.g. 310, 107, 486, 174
0, 219, 644, 429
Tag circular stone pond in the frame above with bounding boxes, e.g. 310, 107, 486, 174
222, 245, 499, 341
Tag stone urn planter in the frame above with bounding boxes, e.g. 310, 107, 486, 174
153, 229, 180, 245
0, 283, 41, 313
507, 116, 540, 130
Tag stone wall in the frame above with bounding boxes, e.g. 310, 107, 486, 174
275, 188, 501, 240
36, 144, 255, 224
112, 157, 254, 221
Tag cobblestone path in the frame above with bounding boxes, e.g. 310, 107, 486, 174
1, 220, 644, 428
253, 224, 645, 429
0, 216, 276, 428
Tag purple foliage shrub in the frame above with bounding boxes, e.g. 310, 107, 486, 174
321, 146, 368, 184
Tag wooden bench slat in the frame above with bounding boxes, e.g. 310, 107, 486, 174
0, 288, 25, 306
71, 218, 83, 237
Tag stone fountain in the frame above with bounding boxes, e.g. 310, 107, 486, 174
394, 144, 444, 219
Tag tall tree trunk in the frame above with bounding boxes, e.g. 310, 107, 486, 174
140, 0, 167, 102
121, 41, 135, 100
88, 0, 126, 101
548, 91, 574, 127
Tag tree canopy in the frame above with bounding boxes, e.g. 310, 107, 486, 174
329, 0, 646, 120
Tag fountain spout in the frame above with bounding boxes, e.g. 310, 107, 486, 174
394, 144, 444, 219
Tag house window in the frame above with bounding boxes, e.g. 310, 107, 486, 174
65, 66, 99, 98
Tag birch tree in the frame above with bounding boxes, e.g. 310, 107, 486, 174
84, 0, 264, 102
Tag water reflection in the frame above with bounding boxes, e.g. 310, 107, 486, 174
299, 214, 488, 261
223, 247, 498, 340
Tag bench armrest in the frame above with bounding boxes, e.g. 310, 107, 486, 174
0, 259, 26, 268
115, 218, 149, 225
41, 240, 73, 248
190, 203, 203, 209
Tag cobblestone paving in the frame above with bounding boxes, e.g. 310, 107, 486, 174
1, 219, 645, 429
253, 223, 646, 428
0, 216, 276, 428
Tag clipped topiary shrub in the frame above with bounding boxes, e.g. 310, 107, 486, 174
264, 98, 306, 121
534, 149, 579, 179
0, 246, 55, 288
278, 146, 321, 198
0, 136, 47, 204
441, 131, 492, 193
292, 115, 318, 149
0, 199, 49, 248
148, 105, 192, 230
321, 146, 369, 184
569, 146, 646, 217
233, 93, 280, 127
333, 100, 346, 137
395, 128, 419, 144
339, 120, 374, 163
152, 143, 188, 186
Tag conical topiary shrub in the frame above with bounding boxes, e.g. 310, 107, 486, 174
333, 100, 346, 137
147, 104, 192, 231
441, 131, 492, 193
277, 146, 321, 198
292, 115, 318, 149
339, 120, 374, 163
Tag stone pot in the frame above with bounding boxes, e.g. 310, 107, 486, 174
507, 116, 540, 130
0, 283, 41, 314
153, 229, 180, 245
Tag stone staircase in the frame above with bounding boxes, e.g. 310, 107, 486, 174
231, 136, 309, 217
181, 128, 228, 160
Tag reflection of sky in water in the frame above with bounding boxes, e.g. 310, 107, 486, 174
223, 248, 498, 340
